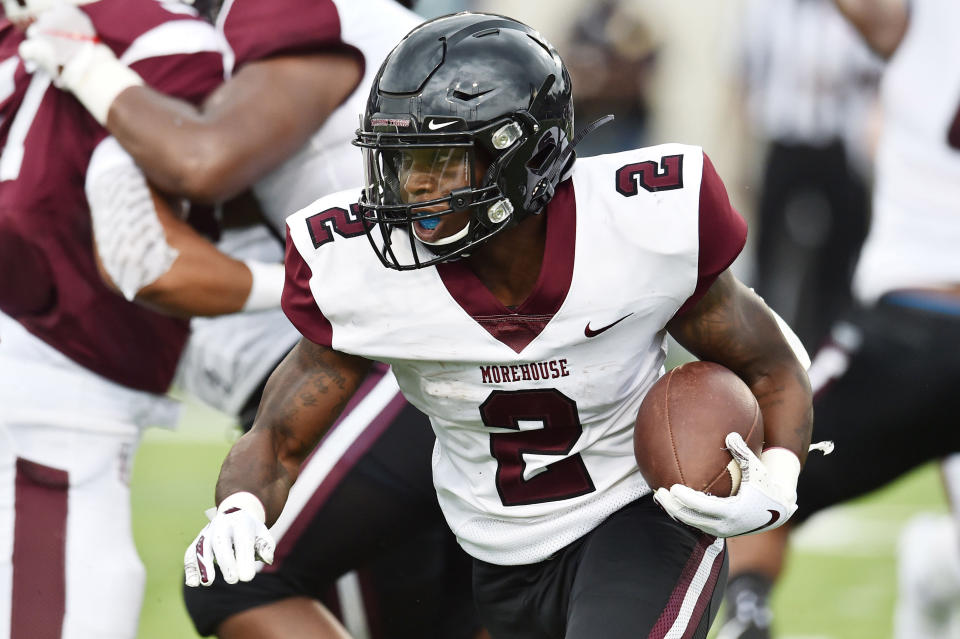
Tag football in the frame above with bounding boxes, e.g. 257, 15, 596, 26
634, 361, 764, 497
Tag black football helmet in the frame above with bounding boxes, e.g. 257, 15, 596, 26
355, 12, 591, 270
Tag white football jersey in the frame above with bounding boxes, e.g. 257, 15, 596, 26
283, 144, 747, 564
853, 0, 960, 302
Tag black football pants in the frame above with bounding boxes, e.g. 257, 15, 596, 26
473, 495, 728, 639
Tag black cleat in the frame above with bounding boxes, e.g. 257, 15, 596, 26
715, 573, 774, 639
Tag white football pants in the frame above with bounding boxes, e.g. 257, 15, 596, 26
0, 313, 179, 639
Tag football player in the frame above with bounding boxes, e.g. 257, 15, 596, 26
719, 0, 960, 637
178, 13, 813, 639
0, 2, 244, 638
19, 1, 485, 638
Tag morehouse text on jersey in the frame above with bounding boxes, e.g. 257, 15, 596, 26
480, 359, 571, 384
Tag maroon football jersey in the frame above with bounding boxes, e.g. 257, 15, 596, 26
0, 1, 223, 393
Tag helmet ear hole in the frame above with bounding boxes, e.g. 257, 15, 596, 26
525, 138, 558, 175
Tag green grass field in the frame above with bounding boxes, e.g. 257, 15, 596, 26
132, 401, 237, 639
131, 399, 949, 639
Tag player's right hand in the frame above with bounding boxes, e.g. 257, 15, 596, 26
18, 4, 98, 85
184, 492, 275, 587
653, 433, 800, 538
18, 3, 143, 125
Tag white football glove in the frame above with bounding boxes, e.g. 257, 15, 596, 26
18, 3, 142, 124
653, 432, 801, 538
184, 492, 275, 587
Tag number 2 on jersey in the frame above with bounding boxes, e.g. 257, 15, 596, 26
481, 389, 596, 507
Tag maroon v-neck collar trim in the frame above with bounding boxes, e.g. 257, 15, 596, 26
436, 180, 576, 353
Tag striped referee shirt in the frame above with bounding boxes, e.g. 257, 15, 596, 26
741, 0, 883, 149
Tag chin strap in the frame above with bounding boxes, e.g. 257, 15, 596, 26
553, 114, 617, 181
529, 114, 616, 213
568, 114, 616, 155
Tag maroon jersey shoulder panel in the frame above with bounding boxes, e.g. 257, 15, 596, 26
129, 52, 224, 106
282, 227, 334, 347
221, 0, 348, 69
436, 180, 576, 353
674, 152, 747, 317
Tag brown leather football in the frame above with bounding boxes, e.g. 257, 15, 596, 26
634, 361, 764, 497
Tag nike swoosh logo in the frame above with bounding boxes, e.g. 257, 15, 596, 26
741, 509, 781, 535
427, 120, 457, 130
584, 313, 633, 338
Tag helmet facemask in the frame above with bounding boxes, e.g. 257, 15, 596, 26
357, 116, 537, 270
353, 12, 586, 271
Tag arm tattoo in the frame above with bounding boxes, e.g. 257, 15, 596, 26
215, 339, 371, 513
272, 339, 368, 457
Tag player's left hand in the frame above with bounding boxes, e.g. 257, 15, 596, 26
653, 432, 800, 538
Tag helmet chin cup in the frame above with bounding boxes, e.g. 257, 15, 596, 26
417, 220, 471, 248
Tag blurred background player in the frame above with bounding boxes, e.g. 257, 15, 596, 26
0, 1, 245, 638
738, 0, 881, 351
719, 0, 960, 636
20, 0, 486, 637
560, 0, 658, 156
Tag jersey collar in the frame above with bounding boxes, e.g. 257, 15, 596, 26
435, 179, 576, 353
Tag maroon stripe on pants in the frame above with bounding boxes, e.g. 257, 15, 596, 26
681, 541, 725, 639
647, 534, 719, 639
12, 458, 69, 639
358, 567, 383, 639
